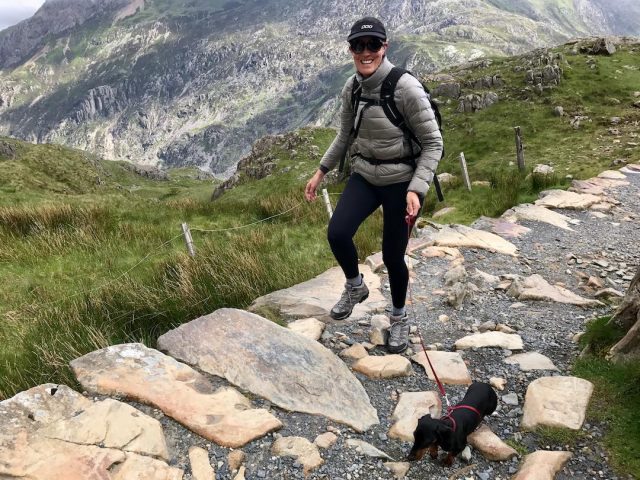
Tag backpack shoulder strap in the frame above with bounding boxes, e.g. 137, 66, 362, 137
351, 76, 361, 114
380, 67, 408, 130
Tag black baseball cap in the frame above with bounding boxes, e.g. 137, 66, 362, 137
347, 17, 387, 42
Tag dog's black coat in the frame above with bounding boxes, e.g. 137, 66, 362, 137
408, 382, 498, 465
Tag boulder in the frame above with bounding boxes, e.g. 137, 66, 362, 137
158, 309, 378, 432
388, 391, 441, 441
71, 343, 282, 448
522, 376, 593, 430
457, 92, 499, 113
248, 265, 385, 321
533, 164, 554, 175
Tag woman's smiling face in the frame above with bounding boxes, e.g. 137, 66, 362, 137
349, 36, 387, 78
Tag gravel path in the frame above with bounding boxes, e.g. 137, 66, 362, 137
152, 171, 639, 480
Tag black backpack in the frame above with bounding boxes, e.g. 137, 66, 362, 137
339, 66, 444, 201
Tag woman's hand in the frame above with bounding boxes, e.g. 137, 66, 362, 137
305, 170, 326, 201
406, 191, 421, 217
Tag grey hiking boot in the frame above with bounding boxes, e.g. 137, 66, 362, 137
387, 313, 410, 353
330, 275, 369, 320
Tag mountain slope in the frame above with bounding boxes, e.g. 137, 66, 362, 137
0, 0, 638, 175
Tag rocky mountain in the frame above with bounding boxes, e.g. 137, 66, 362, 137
0, 0, 638, 175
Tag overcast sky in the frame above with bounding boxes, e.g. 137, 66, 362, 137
0, 0, 46, 31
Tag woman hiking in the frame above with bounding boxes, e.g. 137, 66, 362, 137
305, 17, 443, 353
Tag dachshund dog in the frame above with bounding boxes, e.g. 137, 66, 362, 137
408, 382, 498, 466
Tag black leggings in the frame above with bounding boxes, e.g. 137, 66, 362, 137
327, 173, 413, 309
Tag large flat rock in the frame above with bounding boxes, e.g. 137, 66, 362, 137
158, 308, 379, 432
454, 332, 524, 350
71, 343, 282, 447
352, 354, 413, 379
535, 189, 603, 210
508, 274, 603, 307
248, 265, 386, 321
388, 391, 441, 442
504, 352, 558, 371
502, 204, 574, 231
522, 376, 593, 430
0, 384, 182, 480
424, 224, 518, 256
411, 351, 472, 385
512, 450, 572, 480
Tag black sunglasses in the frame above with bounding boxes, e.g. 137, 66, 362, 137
349, 38, 385, 54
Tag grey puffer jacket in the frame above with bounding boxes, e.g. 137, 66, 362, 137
319, 57, 443, 197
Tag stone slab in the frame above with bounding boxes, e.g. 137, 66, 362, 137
502, 204, 574, 231
535, 190, 603, 210
249, 265, 386, 321
353, 355, 413, 379
467, 424, 518, 461
71, 343, 282, 448
455, 332, 524, 350
508, 274, 603, 307
388, 391, 441, 441
411, 351, 472, 385
512, 450, 572, 480
424, 224, 518, 256
522, 376, 593, 430
505, 352, 558, 371
0, 384, 182, 480
158, 308, 378, 432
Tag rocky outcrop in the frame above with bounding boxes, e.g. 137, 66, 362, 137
0, 0, 133, 69
580, 37, 616, 55
457, 92, 499, 113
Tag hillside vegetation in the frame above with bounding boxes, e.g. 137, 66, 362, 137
0, 39, 639, 400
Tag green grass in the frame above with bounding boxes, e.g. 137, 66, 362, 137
0, 127, 388, 397
572, 317, 640, 477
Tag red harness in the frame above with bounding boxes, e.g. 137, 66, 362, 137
441, 405, 482, 432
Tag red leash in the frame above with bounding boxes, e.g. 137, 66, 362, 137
405, 214, 451, 410
405, 215, 485, 428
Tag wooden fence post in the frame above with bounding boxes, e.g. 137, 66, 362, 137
322, 188, 333, 219
181, 223, 196, 257
459, 152, 472, 191
515, 126, 525, 171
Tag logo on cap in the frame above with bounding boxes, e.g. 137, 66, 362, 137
361, 24, 373, 29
